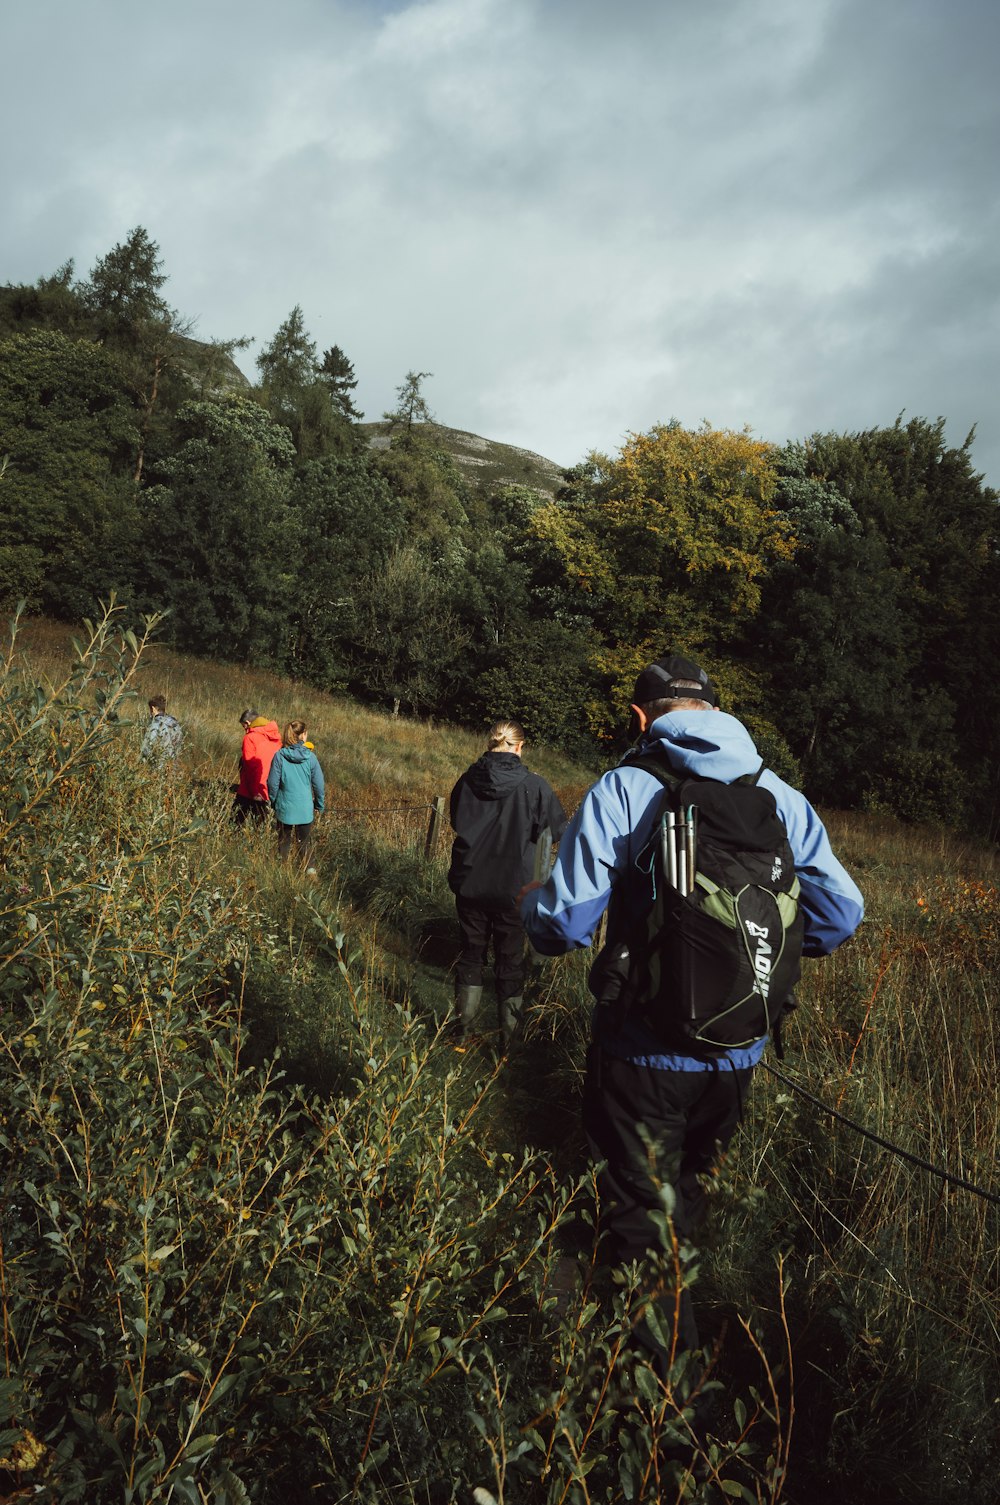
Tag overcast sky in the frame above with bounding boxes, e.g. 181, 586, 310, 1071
3, 0, 998, 484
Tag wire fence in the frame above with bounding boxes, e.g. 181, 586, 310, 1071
322, 795, 447, 858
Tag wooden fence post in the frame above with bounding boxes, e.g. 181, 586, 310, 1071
425, 796, 446, 859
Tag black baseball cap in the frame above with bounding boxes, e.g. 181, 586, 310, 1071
631, 654, 718, 708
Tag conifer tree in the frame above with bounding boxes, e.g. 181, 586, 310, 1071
319, 344, 363, 421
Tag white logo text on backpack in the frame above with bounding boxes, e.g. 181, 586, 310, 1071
745, 920, 772, 999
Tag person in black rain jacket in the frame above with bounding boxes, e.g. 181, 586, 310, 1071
448, 720, 567, 1044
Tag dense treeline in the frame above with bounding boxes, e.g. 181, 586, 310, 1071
3, 228, 999, 834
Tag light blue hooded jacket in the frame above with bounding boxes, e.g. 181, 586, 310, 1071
266, 743, 325, 825
520, 708, 864, 1072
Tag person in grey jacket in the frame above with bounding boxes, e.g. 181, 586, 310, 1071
141, 695, 183, 763
266, 720, 325, 871
449, 719, 567, 1045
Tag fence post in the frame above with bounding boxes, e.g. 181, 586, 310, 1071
425, 796, 446, 859
533, 828, 553, 882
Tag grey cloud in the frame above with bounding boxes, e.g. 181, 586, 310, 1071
1, 0, 997, 484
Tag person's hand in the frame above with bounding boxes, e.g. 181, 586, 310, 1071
515, 880, 542, 908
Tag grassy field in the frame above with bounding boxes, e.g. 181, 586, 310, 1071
2, 612, 998, 1504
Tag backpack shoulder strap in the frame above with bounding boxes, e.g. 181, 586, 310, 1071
626, 749, 680, 785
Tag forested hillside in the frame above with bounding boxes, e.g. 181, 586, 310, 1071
3, 228, 999, 834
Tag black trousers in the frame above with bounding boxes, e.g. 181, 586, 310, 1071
454, 896, 526, 1002
583, 1043, 753, 1361
232, 795, 270, 827
277, 821, 313, 863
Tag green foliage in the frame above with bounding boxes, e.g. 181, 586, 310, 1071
464, 614, 600, 759
3, 236, 1000, 828
80, 226, 173, 335
1, 610, 789, 1502
138, 396, 296, 664
348, 545, 470, 714
288, 452, 405, 690
0, 261, 90, 341
255, 309, 362, 461
755, 425, 1000, 824
0, 330, 140, 617
319, 343, 363, 421
383, 368, 434, 442
5, 614, 1000, 1503
255, 303, 317, 397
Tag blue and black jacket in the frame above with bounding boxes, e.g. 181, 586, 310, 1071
520, 708, 864, 1072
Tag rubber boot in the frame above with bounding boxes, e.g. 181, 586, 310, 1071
498, 995, 524, 1051
456, 984, 483, 1037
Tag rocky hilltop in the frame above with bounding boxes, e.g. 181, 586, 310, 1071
361, 420, 567, 499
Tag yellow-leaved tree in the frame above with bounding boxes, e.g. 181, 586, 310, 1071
527, 421, 798, 746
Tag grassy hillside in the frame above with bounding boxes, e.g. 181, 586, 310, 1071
2, 613, 999, 1504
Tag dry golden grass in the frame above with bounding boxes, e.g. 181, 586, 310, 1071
12, 617, 592, 827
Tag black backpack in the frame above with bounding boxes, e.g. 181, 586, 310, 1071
592, 754, 803, 1055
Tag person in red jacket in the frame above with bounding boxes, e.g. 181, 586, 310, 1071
232, 708, 282, 826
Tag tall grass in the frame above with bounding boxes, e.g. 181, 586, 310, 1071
713, 818, 1000, 1501
3, 613, 998, 1502
3, 613, 785, 1503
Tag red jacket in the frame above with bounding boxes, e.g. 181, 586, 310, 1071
237, 719, 282, 800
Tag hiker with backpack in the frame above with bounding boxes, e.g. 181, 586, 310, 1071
519, 655, 863, 1395
141, 694, 183, 763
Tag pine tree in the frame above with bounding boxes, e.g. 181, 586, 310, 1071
319, 344, 363, 421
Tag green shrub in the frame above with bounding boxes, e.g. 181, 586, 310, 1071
2, 606, 785, 1502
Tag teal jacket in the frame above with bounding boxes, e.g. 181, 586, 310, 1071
266, 744, 325, 825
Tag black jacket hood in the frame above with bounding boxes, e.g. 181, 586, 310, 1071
464, 752, 530, 801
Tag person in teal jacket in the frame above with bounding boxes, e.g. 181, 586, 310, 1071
266, 720, 325, 870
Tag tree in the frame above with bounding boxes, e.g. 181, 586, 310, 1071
523, 423, 795, 743
752, 426, 1000, 820
79, 228, 190, 483
375, 375, 470, 542
256, 310, 359, 460
348, 546, 468, 715
319, 345, 363, 421
751, 446, 913, 805
256, 305, 318, 411
81, 227, 173, 333
0, 261, 90, 341
383, 370, 433, 447
288, 453, 405, 688
139, 397, 296, 665
0, 330, 140, 617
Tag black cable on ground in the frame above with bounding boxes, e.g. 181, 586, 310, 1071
760, 1060, 1000, 1208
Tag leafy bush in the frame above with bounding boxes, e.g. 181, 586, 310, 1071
1, 607, 786, 1502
